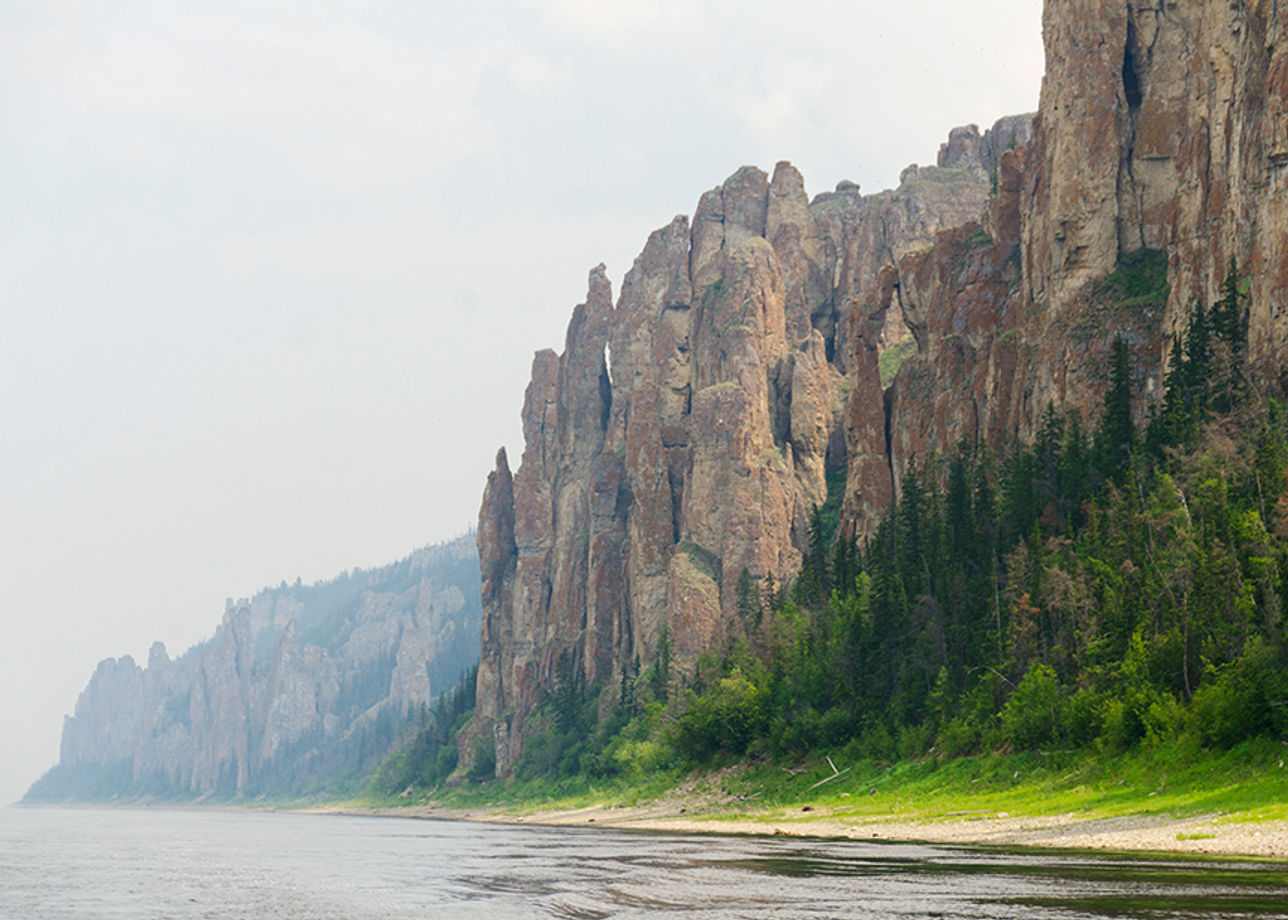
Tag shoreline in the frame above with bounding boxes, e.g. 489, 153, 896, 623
19, 793, 1288, 859
306, 800, 1288, 860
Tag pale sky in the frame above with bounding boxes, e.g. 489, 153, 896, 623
0, 0, 1044, 804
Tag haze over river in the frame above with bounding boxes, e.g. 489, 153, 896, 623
3, 806, 1287, 919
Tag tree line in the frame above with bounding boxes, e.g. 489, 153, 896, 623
377, 257, 1288, 789
663, 257, 1287, 764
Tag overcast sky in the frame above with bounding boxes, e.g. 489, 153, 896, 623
0, 0, 1044, 804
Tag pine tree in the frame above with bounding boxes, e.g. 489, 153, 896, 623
1097, 335, 1135, 484
736, 567, 763, 627
1149, 323, 1199, 454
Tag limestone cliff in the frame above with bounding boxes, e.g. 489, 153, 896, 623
30, 535, 480, 801
476, 0, 1288, 777
845, 0, 1288, 535
473, 124, 1024, 774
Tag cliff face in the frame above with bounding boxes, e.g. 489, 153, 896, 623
476, 0, 1288, 777
474, 126, 1024, 774
35, 535, 480, 800
1024, 0, 1288, 348
846, 0, 1288, 531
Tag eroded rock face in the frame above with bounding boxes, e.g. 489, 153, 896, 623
810, 116, 1031, 361
477, 1, 1288, 778
1023, 0, 1288, 365
473, 125, 1016, 773
842, 0, 1288, 532
43, 535, 481, 800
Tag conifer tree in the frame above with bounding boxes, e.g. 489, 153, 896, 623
1098, 335, 1135, 484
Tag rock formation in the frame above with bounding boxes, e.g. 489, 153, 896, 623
473, 124, 1027, 774
475, 1, 1288, 777
32, 535, 481, 800
847, 0, 1288, 531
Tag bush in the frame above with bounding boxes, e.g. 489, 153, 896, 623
1063, 687, 1105, 746
674, 670, 768, 759
611, 739, 669, 777
897, 721, 935, 759
937, 677, 1003, 757
770, 708, 821, 757
852, 721, 896, 762
1140, 692, 1185, 746
1092, 248, 1169, 307
1190, 640, 1287, 748
1000, 663, 1063, 749
818, 706, 856, 748
467, 735, 496, 782
1099, 696, 1138, 751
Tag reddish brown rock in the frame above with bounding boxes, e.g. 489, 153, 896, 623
768, 161, 836, 347
812, 117, 1028, 366
472, 129, 1032, 775
844, 0, 1288, 526
473, 0, 1288, 782
1023, 0, 1288, 367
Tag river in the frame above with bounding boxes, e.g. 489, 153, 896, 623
2, 806, 1286, 918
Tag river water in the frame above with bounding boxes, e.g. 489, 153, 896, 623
2, 806, 1286, 919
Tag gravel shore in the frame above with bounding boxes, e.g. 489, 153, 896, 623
321, 799, 1288, 859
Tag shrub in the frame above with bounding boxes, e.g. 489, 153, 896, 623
1091, 248, 1170, 307
938, 684, 1001, 757
1000, 663, 1063, 749
674, 669, 768, 758
467, 735, 496, 782
611, 739, 669, 778
1063, 687, 1105, 746
1190, 639, 1287, 748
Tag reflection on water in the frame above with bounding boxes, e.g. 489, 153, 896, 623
1, 806, 1286, 919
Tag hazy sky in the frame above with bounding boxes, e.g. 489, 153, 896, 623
0, 0, 1044, 803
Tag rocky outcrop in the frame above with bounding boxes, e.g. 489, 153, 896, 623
476, 1, 1288, 778
1021, 0, 1288, 366
34, 535, 481, 800
473, 121, 1028, 774
841, 0, 1288, 533
811, 119, 1026, 359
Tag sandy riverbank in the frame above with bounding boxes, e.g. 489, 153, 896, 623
312, 795, 1288, 860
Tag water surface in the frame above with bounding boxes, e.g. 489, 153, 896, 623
2, 806, 1286, 919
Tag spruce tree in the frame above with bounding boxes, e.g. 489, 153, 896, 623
1098, 335, 1135, 484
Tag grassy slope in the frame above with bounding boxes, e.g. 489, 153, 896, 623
711, 739, 1288, 828
349, 736, 1288, 835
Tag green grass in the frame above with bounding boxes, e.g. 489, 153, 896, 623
691, 736, 1288, 829
344, 735, 1288, 836
353, 764, 690, 816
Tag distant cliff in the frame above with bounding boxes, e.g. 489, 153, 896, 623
473, 0, 1288, 776
26, 534, 480, 801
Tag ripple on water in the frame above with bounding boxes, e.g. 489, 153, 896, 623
2, 808, 1287, 920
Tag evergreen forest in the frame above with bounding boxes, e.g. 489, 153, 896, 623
374, 260, 1288, 796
